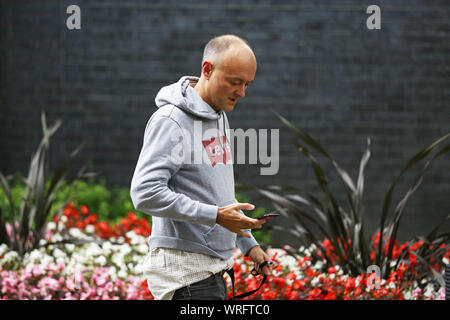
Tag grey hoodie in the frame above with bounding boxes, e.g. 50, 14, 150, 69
130, 76, 259, 260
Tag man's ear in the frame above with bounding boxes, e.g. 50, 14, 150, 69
202, 61, 214, 80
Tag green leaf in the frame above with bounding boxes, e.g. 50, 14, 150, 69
272, 109, 331, 159
377, 134, 450, 268
385, 142, 450, 262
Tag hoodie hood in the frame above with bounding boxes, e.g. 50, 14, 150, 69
155, 76, 222, 120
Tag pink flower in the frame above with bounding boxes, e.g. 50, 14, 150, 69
57, 262, 65, 272
38, 276, 60, 292
74, 269, 84, 284
105, 282, 114, 293
64, 292, 76, 300
438, 287, 445, 300
65, 278, 76, 291
32, 264, 43, 277
126, 285, 139, 300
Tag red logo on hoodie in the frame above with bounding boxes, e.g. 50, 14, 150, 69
202, 136, 232, 167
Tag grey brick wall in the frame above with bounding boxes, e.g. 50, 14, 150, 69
0, 0, 449, 245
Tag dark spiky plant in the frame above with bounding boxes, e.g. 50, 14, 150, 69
0, 111, 98, 257
239, 110, 449, 286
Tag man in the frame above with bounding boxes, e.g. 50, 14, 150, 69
130, 34, 274, 300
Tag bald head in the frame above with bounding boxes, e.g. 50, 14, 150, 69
202, 34, 255, 68
194, 34, 257, 113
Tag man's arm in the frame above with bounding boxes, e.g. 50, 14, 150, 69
130, 116, 217, 227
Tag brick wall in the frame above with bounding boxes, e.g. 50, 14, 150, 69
0, 0, 449, 244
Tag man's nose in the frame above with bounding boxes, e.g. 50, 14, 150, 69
236, 84, 246, 98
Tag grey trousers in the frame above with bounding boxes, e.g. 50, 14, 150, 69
171, 273, 228, 300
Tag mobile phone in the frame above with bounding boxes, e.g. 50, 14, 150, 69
257, 212, 281, 220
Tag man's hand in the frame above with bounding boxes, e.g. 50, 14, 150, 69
216, 203, 266, 239
248, 245, 274, 276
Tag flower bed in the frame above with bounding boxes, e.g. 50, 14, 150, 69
0, 203, 447, 300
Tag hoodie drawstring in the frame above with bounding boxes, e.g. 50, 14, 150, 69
216, 111, 228, 151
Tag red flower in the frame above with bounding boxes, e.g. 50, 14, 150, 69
324, 290, 337, 300
96, 221, 110, 235
127, 212, 139, 224
273, 277, 286, 289
76, 221, 84, 229
85, 213, 98, 225
80, 205, 89, 215
409, 240, 424, 252
345, 277, 356, 290
409, 253, 417, 267
120, 218, 130, 230
308, 288, 322, 299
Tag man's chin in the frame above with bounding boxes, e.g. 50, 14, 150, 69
223, 102, 237, 112
222, 105, 234, 112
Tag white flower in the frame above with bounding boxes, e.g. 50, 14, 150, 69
72, 252, 87, 265
313, 261, 324, 270
137, 244, 149, 255
102, 241, 112, 252
39, 239, 47, 246
403, 291, 412, 300
41, 254, 55, 265
134, 263, 144, 275
56, 257, 66, 264
108, 267, 118, 280
442, 257, 449, 265
424, 287, 433, 298
64, 244, 75, 252
311, 277, 319, 286
52, 234, 63, 242
53, 248, 66, 259
3, 251, 19, 263
330, 274, 336, 280
85, 225, 95, 234
28, 249, 43, 263
108, 266, 117, 275
69, 228, 90, 239
85, 243, 103, 257
95, 255, 107, 266
118, 269, 127, 278
46, 222, 56, 231
279, 255, 297, 270
112, 253, 124, 266
0, 244, 9, 256
120, 244, 131, 256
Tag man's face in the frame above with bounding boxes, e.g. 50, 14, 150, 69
205, 45, 257, 112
